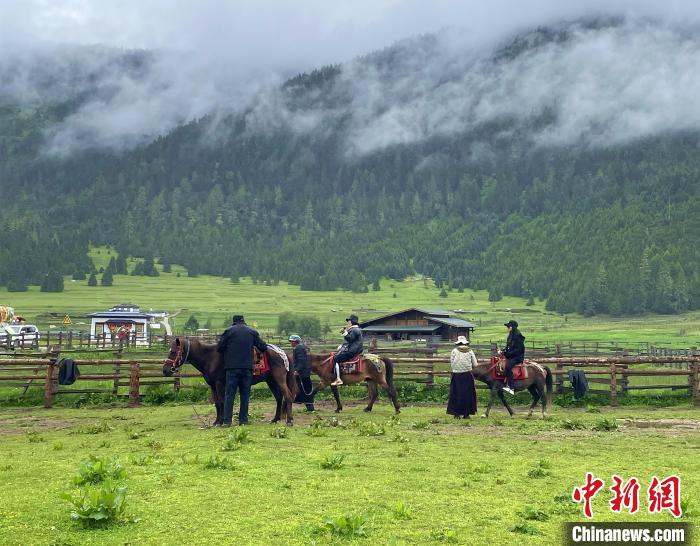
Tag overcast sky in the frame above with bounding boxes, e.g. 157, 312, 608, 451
3, 0, 700, 154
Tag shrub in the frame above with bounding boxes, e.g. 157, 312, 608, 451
592, 417, 619, 432
62, 481, 130, 526
74, 455, 125, 485
320, 453, 346, 470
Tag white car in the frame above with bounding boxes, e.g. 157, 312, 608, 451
0, 324, 41, 349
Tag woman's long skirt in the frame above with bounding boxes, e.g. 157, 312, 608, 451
446, 371, 477, 417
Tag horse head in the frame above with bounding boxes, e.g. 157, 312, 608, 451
163, 337, 190, 376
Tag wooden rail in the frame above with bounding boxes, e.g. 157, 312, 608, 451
1, 351, 699, 408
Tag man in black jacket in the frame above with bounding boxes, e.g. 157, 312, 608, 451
331, 314, 364, 386
217, 314, 267, 426
502, 319, 525, 395
289, 334, 314, 412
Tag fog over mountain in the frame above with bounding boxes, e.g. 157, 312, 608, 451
3, 1, 700, 154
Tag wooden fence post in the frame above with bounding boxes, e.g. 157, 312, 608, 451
128, 361, 140, 407
426, 364, 434, 389
691, 363, 700, 408
43, 352, 59, 408
619, 364, 629, 395
609, 362, 618, 407
555, 362, 564, 395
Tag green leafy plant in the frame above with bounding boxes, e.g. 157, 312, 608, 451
392, 500, 412, 520
358, 422, 386, 436
510, 522, 543, 535
430, 528, 458, 543
129, 454, 154, 466
74, 455, 125, 485
180, 454, 200, 465
76, 422, 113, 434
221, 435, 243, 452
53, 441, 64, 451
203, 455, 235, 470
527, 460, 551, 479
561, 418, 587, 430
592, 417, 619, 432
517, 506, 550, 521
26, 431, 45, 443
146, 440, 163, 451
270, 426, 289, 439
231, 427, 251, 444
410, 421, 430, 430
62, 481, 131, 526
305, 421, 328, 437
320, 453, 346, 470
317, 514, 368, 537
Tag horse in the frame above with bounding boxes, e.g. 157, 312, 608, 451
162, 337, 297, 426
471, 355, 552, 418
308, 353, 401, 414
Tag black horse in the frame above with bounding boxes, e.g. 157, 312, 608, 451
471, 356, 553, 418
162, 337, 297, 425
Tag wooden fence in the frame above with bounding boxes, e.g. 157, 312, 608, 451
0, 348, 699, 408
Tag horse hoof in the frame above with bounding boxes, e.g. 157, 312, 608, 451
287, 422, 294, 427
270, 419, 279, 424
335, 409, 342, 414
480, 414, 488, 418
363, 407, 372, 413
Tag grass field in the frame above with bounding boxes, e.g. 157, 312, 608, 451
0, 402, 697, 545
3, 247, 700, 347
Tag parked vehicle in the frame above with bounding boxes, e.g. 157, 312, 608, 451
0, 324, 41, 349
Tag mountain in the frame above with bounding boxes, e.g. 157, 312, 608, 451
2, 17, 700, 315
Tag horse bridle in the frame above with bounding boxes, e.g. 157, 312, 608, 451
166, 338, 191, 373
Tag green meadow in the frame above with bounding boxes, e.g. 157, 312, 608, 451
2, 247, 700, 347
0, 403, 697, 545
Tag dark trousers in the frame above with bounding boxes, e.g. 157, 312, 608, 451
295, 375, 315, 411
332, 351, 357, 365
223, 368, 252, 424
505, 358, 522, 389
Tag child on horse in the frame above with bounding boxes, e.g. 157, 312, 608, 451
501, 320, 525, 395
331, 314, 363, 386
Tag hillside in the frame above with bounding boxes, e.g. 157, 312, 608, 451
2, 17, 700, 316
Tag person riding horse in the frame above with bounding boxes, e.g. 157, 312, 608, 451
501, 319, 525, 395
331, 314, 363, 386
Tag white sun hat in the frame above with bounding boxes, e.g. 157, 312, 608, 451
454, 335, 469, 345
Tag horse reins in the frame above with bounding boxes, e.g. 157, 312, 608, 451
166, 338, 191, 373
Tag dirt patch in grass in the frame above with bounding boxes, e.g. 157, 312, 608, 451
619, 418, 700, 431
0, 414, 89, 436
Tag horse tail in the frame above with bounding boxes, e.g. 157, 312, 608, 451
383, 356, 395, 386
545, 365, 553, 410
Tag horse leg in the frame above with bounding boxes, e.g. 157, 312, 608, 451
483, 387, 496, 417
331, 384, 343, 413
211, 383, 224, 426
268, 380, 282, 424
526, 384, 541, 419
497, 389, 515, 416
279, 382, 295, 426
364, 381, 378, 412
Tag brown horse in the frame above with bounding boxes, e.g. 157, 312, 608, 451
471, 356, 552, 418
162, 337, 297, 425
309, 353, 400, 414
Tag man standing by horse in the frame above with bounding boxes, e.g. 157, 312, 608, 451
289, 334, 314, 412
502, 319, 525, 395
330, 314, 363, 386
217, 314, 268, 426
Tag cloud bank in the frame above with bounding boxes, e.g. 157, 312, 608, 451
2, 1, 700, 155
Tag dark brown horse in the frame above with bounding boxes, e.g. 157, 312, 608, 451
471, 356, 553, 418
162, 337, 297, 425
309, 353, 401, 414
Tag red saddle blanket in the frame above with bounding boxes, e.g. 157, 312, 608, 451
491, 355, 528, 381
253, 351, 270, 376
330, 353, 364, 375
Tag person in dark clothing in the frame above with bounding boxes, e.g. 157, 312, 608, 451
217, 314, 267, 426
289, 334, 314, 412
501, 319, 525, 395
331, 314, 363, 386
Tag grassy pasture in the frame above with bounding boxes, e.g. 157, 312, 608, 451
3, 247, 700, 346
0, 403, 698, 545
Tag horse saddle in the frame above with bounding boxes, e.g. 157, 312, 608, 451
492, 356, 528, 381
331, 352, 364, 375
252, 348, 270, 376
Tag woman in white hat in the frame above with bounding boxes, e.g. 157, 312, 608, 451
447, 335, 478, 418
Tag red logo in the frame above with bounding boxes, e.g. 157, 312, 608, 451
572, 472, 605, 519
648, 475, 681, 518
609, 475, 640, 514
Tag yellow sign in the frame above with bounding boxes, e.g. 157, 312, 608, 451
63, 315, 72, 325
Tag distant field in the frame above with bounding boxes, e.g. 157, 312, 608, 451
3, 247, 700, 347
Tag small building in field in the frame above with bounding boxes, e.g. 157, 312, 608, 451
359, 307, 476, 343
88, 303, 167, 344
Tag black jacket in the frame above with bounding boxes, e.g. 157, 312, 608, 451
293, 344, 311, 377
503, 329, 525, 362
340, 325, 363, 356
217, 322, 267, 370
